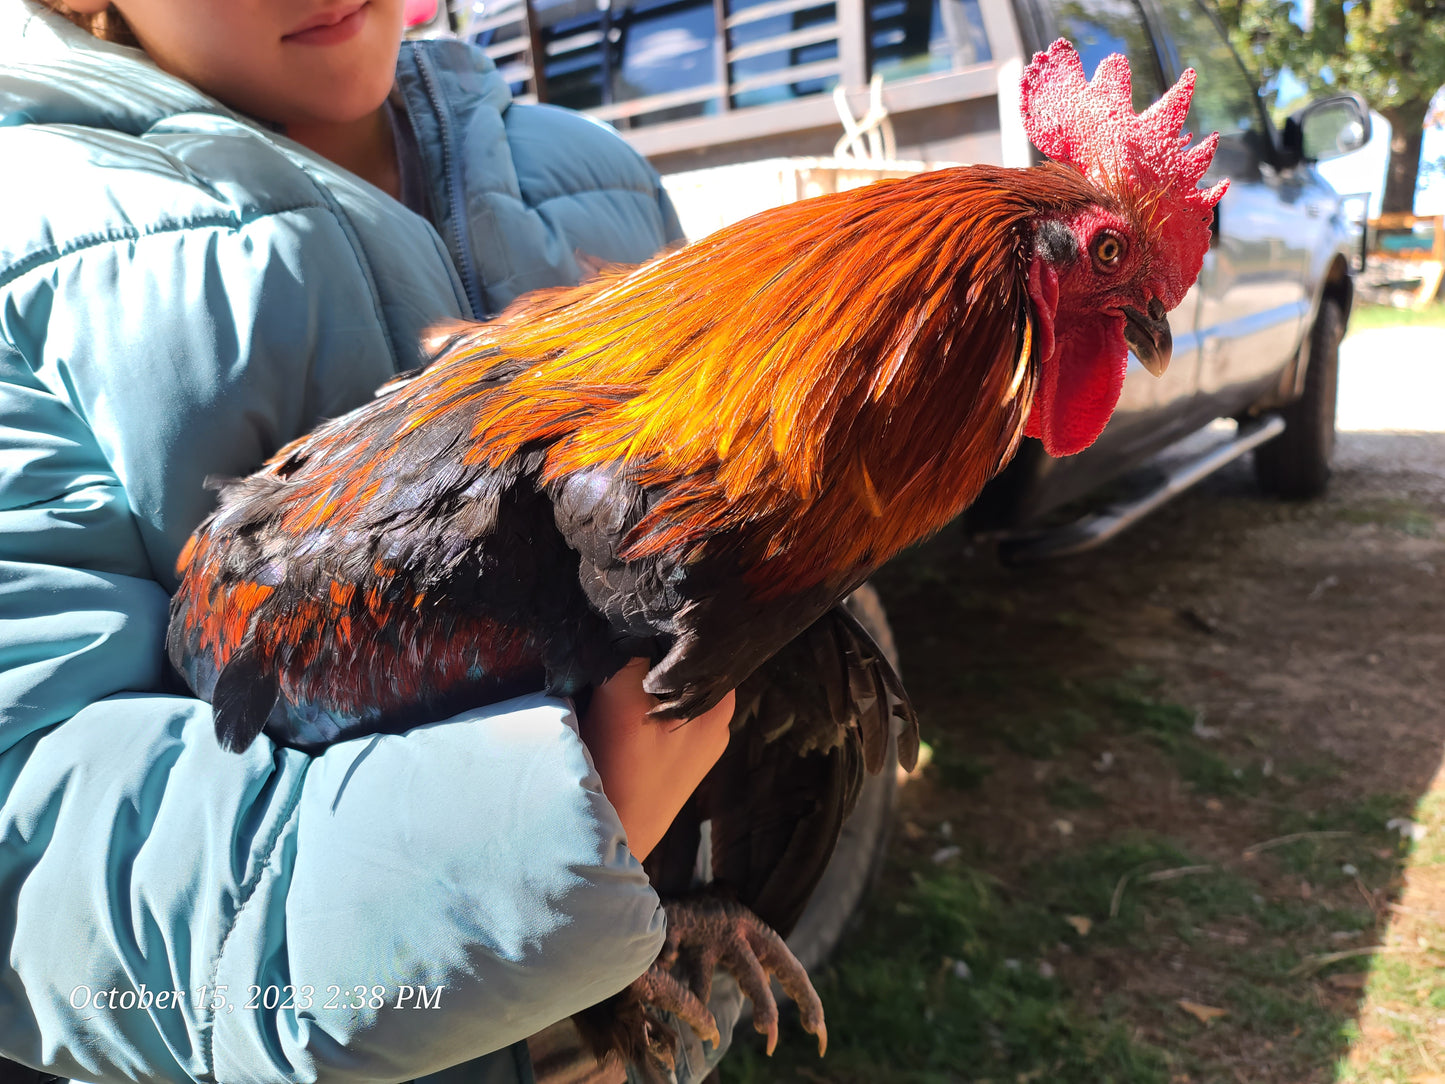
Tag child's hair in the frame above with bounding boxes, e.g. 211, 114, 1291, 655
35, 0, 136, 45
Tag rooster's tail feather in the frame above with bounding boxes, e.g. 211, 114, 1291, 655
211, 653, 279, 753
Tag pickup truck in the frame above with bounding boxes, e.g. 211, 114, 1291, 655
446, 0, 1372, 1073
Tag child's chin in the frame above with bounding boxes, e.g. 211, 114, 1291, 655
282, 72, 398, 127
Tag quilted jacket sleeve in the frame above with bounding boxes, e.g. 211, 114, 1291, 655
0, 129, 665, 1084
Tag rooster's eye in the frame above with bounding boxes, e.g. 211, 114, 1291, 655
1091, 233, 1125, 269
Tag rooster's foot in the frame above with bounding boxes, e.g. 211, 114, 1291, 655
647, 895, 827, 1058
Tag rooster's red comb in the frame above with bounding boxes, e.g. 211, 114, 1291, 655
1020, 39, 1228, 305
1021, 39, 1228, 214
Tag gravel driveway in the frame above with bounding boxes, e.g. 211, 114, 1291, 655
1338, 327, 1445, 486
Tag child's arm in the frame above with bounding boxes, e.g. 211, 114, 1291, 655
580, 658, 735, 861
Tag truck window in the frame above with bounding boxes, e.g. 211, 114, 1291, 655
1150, 0, 1266, 139
532, 0, 610, 112
869, 0, 992, 82
729, 0, 839, 110
517, 0, 994, 119
534, 0, 727, 123
1051, 0, 1166, 111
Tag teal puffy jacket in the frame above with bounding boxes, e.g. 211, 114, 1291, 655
0, 2, 709, 1081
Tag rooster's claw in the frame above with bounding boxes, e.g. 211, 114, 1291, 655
632, 962, 721, 1054
651, 895, 827, 1058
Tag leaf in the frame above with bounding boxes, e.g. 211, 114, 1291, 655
1176, 999, 1228, 1024
1065, 915, 1093, 937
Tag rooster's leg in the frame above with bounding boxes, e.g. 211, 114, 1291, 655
646, 895, 827, 1058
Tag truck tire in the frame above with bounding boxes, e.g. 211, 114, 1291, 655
1254, 299, 1344, 499
783, 582, 901, 971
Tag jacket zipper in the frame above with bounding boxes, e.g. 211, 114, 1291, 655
414, 49, 489, 319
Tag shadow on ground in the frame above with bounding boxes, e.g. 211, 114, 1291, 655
721, 428, 1445, 1084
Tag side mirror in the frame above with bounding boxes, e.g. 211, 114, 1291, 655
1281, 94, 1372, 165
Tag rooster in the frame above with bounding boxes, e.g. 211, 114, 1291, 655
169, 38, 1226, 1078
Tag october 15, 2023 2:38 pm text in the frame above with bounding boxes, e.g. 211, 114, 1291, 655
67, 984, 447, 1013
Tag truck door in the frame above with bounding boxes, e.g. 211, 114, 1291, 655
1148, 0, 1315, 415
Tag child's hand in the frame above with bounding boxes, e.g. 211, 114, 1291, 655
580, 658, 734, 861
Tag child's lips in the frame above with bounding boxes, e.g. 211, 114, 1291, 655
283, 2, 370, 45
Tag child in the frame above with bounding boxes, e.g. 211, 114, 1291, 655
0, 1, 735, 1080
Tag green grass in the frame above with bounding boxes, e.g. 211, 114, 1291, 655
719, 831, 1377, 1083
714, 652, 1414, 1083
1253, 897, 1373, 938
1347, 301, 1445, 330
1045, 775, 1106, 810
992, 705, 1099, 759
1033, 837, 1268, 956
719, 835, 1314, 1084
957, 661, 1278, 802
1333, 782, 1445, 1081
927, 733, 993, 791
1091, 677, 1195, 747
1256, 793, 1413, 892
1332, 499, 1438, 538
1087, 674, 1282, 797
719, 852, 1173, 1084
1173, 747, 1269, 796
1269, 791, 1416, 838
1222, 980, 1348, 1057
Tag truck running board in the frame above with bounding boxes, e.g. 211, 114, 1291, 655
997, 414, 1288, 564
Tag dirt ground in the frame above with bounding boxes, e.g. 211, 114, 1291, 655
724, 326, 1445, 1083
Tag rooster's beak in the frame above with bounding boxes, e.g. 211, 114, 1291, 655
1122, 299, 1172, 377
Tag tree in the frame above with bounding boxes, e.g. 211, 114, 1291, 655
1213, 0, 1445, 215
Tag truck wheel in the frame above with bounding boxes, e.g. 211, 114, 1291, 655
784, 582, 901, 971
1254, 299, 1344, 499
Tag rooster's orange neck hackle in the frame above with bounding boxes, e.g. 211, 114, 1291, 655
409, 164, 1102, 597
